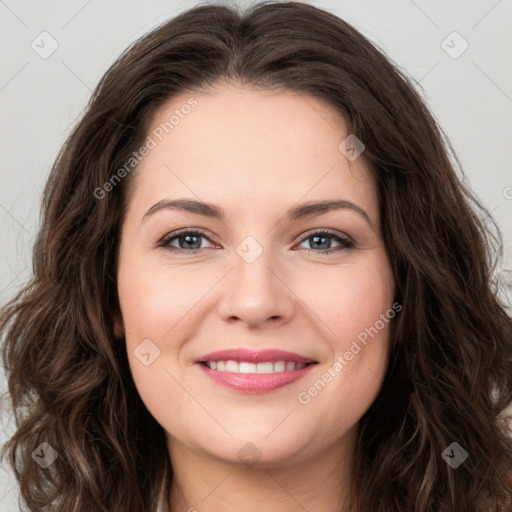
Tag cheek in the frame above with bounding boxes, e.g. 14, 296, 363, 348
116, 259, 189, 402
117, 259, 225, 421
117, 258, 213, 340
332, 261, 394, 374
296, 260, 394, 421
304, 258, 394, 344
340, 272, 392, 340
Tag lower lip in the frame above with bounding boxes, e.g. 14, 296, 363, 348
196, 363, 316, 392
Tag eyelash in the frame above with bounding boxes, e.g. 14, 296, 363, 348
157, 228, 355, 255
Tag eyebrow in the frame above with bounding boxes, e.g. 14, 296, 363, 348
142, 198, 373, 229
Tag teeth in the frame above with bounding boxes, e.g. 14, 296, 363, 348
225, 360, 239, 372
239, 362, 257, 373
257, 362, 274, 373
204, 360, 307, 373
274, 361, 286, 372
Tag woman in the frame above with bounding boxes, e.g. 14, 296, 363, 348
1, 1, 511, 511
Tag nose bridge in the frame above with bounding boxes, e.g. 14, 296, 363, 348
233, 233, 281, 299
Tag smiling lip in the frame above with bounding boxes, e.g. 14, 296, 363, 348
194, 348, 318, 393
194, 348, 315, 364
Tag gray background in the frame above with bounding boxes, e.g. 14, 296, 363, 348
1, 0, 511, 509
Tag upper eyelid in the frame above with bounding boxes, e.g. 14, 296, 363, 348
297, 228, 352, 242
159, 227, 216, 244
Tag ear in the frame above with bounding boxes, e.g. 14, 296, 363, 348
113, 311, 125, 339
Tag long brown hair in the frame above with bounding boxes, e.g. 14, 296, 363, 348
1, 2, 511, 510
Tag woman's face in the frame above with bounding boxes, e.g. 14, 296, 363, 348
115, 85, 395, 467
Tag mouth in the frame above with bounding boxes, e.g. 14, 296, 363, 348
199, 360, 314, 373
194, 348, 318, 393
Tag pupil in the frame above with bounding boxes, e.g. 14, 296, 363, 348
182, 235, 200, 249
312, 235, 329, 249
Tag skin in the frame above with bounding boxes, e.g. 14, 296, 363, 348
114, 84, 395, 512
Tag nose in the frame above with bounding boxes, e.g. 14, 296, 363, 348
217, 245, 296, 328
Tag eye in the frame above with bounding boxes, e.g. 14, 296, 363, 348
157, 229, 217, 254
295, 229, 355, 254
157, 228, 355, 255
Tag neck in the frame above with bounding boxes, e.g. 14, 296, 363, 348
166, 426, 357, 512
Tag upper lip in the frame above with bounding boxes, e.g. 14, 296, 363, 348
194, 348, 317, 364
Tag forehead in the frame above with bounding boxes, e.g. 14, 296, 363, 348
128, 85, 377, 221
